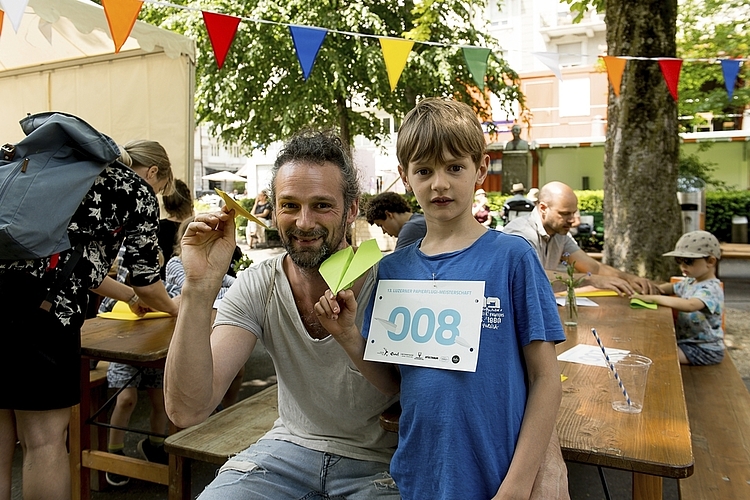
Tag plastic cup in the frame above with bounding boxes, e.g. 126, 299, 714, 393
610, 354, 652, 414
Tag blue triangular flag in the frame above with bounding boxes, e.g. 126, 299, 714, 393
720, 59, 741, 100
289, 25, 328, 80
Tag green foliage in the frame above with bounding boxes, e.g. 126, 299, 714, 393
678, 144, 729, 190
575, 190, 604, 213
677, 0, 750, 129
232, 253, 254, 274
705, 190, 750, 242
141, 0, 522, 151
235, 197, 256, 228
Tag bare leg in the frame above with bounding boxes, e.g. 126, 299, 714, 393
108, 388, 137, 450
15, 407, 72, 500
221, 366, 246, 409
0, 410, 16, 500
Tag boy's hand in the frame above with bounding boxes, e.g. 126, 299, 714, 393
314, 289, 360, 345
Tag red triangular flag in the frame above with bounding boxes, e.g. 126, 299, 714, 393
202, 11, 241, 70
102, 0, 143, 53
602, 56, 627, 97
658, 58, 683, 101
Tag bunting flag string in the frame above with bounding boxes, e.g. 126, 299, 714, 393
380, 38, 415, 91
0, 10, 4, 37
202, 11, 241, 69
658, 58, 683, 101
721, 59, 742, 100
463, 47, 492, 89
102, 0, 143, 53
602, 56, 627, 97
289, 26, 328, 81
0, 0, 27, 33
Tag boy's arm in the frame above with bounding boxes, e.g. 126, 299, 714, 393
632, 293, 706, 313
315, 289, 401, 396
494, 340, 562, 500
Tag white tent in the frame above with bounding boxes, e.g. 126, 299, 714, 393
0, 0, 195, 184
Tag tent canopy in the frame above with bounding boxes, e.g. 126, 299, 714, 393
0, 0, 196, 186
202, 171, 247, 182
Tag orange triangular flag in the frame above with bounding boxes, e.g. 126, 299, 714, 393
602, 56, 627, 97
102, 0, 143, 53
379, 38, 414, 91
658, 58, 683, 101
0, 11, 4, 38
202, 11, 242, 69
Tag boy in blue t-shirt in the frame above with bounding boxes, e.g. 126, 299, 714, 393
633, 230, 724, 366
315, 98, 566, 499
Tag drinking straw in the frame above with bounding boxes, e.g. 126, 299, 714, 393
591, 328, 632, 407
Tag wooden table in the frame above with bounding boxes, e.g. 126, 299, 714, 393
556, 296, 693, 500
70, 316, 176, 500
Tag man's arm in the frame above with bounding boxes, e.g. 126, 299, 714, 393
164, 210, 254, 428
569, 249, 660, 295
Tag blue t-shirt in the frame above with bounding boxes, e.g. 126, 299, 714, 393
674, 277, 724, 351
363, 230, 565, 499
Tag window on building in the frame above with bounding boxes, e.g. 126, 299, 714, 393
210, 142, 220, 157
381, 117, 392, 134
559, 78, 591, 117
558, 42, 583, 67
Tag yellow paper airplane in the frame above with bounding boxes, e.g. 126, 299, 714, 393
319, 239, 382, 294
215, 188, 269, 228
97, 301, 171, 321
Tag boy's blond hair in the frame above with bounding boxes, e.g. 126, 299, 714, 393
396, 98, 486, 169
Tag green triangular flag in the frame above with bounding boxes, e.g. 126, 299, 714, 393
462, 47, 491, 89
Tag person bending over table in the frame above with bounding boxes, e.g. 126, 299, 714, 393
164, 130, 568, 499
502, 181, 660, 296
0, 139, 179, 500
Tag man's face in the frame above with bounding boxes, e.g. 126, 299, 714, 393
273, 161, 356, 269
539, 194, 578, 236
373, 212, 401, 238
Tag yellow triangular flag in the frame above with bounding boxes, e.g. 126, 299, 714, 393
379, 38, 414, 91
602, 56, 627, 97
102, 0, 143, 53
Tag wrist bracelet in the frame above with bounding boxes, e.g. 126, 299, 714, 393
128, 294, 139, 306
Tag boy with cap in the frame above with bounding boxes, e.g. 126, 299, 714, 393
632, 230, 724, 365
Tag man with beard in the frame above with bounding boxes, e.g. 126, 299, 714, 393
502, 181, 659, 295
165, 130, 400, 498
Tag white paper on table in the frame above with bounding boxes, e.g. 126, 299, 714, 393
557, 343, 629, 367
556, 296, 599, 307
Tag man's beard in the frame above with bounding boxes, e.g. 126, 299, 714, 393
280, 216, 349, 269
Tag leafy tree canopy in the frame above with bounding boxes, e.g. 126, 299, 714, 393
140, 0, 522, 152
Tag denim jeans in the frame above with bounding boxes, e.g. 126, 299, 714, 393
198, 439, 400, 499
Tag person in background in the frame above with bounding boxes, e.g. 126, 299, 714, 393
502, 181, 660, 296
472, 188, 493, 228
315, 98, 569, 499
158, 179, 194, 280
248, 190, 272, 249
364, 191, 426, 250
500, 183, 535, 225
632, 230, 724, 366
527, 187, 540, 206
0, 139, 178, 500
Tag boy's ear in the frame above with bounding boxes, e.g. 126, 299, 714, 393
398, 164, 411, 192
475, 155, 489, 186
707, 255, 718, 267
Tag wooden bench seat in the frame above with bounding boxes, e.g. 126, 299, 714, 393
679, 354, 750, 499
164, 384, 279, 500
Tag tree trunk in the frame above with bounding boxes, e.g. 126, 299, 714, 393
336, 94, 353, 157
603, 0, 682, 281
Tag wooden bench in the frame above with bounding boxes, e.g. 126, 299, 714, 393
164, 384, 279, 500
679, 354, 750, 499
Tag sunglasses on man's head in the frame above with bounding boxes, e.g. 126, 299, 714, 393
675, 257, 701, 266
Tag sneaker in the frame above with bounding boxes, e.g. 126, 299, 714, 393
105, 471, 130, 487
137, 438, 168, 465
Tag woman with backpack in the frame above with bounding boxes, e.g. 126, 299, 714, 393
0, 137, 180, 500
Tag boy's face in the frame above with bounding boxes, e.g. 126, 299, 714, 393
398, 150, 488, 222
676, 256, 716, 281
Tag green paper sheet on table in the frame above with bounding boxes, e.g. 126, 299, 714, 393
215, 188, 268, 228
630, 298, 658, 310
319, 239, 382, 294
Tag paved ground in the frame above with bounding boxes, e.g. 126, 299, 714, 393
9, 247, 748, 499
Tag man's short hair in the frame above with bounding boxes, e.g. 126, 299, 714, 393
396, 98, 486, 169
270, 129, 359, 208
365, 192, 412, 224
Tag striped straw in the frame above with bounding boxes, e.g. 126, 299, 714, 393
591, 328, 632, 407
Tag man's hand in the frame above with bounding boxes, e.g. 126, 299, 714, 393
624, 275, 661, 295
584, 274, 634, 296
181, 209, 236, 288
314, 289, 361, 348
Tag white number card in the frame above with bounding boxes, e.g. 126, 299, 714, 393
364, 279, 485, 372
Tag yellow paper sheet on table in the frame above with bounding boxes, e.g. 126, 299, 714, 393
97, 301, 171, 321
215, 188, 268, 228
319, 239, 382, 294
554, 286, 619, 298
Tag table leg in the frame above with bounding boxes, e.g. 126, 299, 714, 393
168, 453, 191, 500
632, 472, 662, 500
